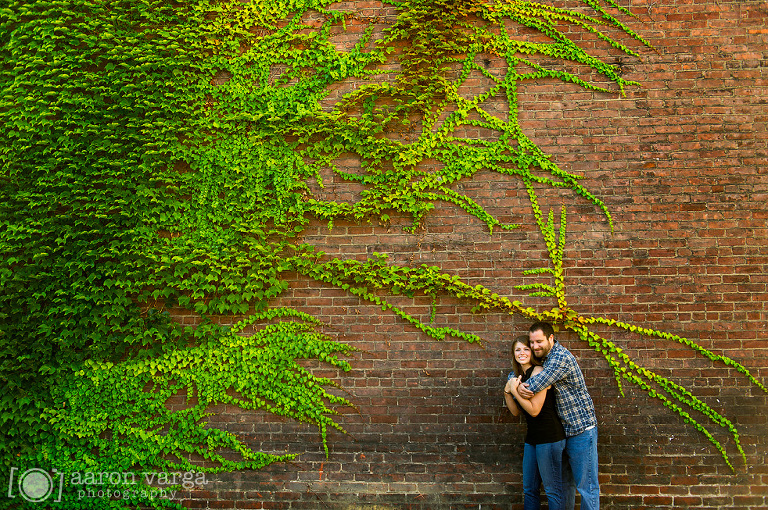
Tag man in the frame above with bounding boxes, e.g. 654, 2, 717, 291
517, 322, 599, 510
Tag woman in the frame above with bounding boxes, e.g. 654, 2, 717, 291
504, 335, 566, 510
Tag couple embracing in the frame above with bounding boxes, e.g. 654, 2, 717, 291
504, 322, 600, 510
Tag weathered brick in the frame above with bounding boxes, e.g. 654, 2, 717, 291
170, 1, 768, 508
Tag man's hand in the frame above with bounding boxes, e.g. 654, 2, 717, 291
517, 382, 534, 400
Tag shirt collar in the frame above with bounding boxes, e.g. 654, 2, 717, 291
541, 340, 560, 362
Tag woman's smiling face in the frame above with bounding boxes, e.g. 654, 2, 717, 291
514, 342, 532, 366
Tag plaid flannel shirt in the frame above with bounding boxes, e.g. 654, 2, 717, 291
525, 341, 597, 437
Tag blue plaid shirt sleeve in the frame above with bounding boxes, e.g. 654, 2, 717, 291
524, 351, 570, 394
524, 342, 597, 436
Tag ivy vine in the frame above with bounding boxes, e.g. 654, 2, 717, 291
1, 0, 765, 508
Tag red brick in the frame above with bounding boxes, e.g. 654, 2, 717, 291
162, 1, 768, 509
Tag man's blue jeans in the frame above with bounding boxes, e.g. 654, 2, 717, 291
563, 427, 600, 510
522, 439, 567, 510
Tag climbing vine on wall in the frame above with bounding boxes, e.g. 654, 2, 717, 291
1, 0, 765, 507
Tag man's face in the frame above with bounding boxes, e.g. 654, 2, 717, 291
529, 329, 555, 359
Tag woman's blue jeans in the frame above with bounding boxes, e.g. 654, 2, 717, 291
522, 439, 566, 510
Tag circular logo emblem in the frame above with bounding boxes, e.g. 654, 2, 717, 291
18, 468, 54, 503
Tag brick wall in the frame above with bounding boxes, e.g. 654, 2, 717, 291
178, 1, 768, 508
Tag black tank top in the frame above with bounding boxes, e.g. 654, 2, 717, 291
520, 366, 566, 445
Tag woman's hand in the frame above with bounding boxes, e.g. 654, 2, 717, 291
504, 377, 521, 416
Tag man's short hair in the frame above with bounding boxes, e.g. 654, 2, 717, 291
529, 321, 555, 339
